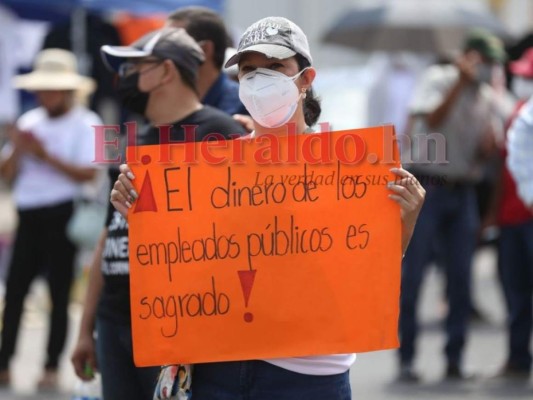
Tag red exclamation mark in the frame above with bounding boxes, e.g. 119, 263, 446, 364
237, 270, 256, 323
134, 155, 158, 213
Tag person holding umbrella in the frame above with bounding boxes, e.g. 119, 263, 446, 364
398, 29, 506, 382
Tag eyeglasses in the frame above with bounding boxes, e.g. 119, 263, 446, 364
118, 59, 163, 77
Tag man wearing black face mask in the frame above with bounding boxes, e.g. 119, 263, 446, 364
398, 29, 506, 382
71, 27, 246, 400
102, 27, 245, 132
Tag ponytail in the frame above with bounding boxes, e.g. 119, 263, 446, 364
303, 87, 321, 127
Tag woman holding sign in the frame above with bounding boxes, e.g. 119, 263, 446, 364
111, 16, 425, 400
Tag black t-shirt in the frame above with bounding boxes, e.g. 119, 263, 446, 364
97, 106, 246, 324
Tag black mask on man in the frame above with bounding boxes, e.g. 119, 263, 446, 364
117, 73, 149, 115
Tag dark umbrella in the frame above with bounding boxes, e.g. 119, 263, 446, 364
323, 0, 511, 54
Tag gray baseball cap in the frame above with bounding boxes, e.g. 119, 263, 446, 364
101, 27, 205, 76
225, 17, 313, 68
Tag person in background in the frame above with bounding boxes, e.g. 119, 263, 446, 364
71, 27, 246, 400
507, 69, 533, 213
399, 29, 505, 382
111, 17, 425, 400
0, 49, 100, 389
166, 6, 247, 117
485, 47, 533, 381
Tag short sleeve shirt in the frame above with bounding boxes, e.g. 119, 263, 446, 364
1, 105, 101, 209
405, 64, 498, 182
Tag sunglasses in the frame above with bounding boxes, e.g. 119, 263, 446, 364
118, 59, 163, 77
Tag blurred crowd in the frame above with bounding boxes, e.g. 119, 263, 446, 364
0, 1, 531, 398
398, 29, 533, 383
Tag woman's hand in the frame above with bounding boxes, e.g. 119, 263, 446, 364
387, 168, 425, 254
233, 114, 254, 132
110, 164, 138, 219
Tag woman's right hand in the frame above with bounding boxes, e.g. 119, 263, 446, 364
233, 114, 254, 132
110, 163, 138, 219
71, 333, 98, 381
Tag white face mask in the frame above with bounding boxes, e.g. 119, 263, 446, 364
239, 68, 307, 128
511, 76, 533, 100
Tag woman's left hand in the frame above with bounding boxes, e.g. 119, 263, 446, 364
110, 164, 138, 219
387, 168, 425, 254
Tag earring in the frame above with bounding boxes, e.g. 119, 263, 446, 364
301, 88, 307, 99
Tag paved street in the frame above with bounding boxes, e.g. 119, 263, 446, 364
350, 249, 533, 399
0, 190, 531, 399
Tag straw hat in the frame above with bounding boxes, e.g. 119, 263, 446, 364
14, 48, 96, 93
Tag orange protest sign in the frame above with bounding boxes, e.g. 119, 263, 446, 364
128, 126, 402, 367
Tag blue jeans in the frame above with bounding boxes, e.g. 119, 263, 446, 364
499, 220, 533, 370
399, 183, 479, 366
192, 360, 351, 400
96, 317, 160, 400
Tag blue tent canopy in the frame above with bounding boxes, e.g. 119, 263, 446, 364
84, 0, 224, 14
2, 0, 74, 22
3, 0, 225, 22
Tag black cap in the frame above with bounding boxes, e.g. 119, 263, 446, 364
101, 27, 205, 76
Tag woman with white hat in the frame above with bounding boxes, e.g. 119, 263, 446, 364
0, 48, 101, 389
111, 17, 425, 399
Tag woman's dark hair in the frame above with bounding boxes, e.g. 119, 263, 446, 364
168, 7, 229, 70
295, 53, 321, 127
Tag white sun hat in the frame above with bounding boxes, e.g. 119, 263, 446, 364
14, 48, 96, 93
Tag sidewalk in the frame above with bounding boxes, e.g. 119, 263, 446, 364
0, 293, 80, 399
350, 247, 533, 399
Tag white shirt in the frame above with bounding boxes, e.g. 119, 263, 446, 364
405, 64, 500, 182
266, 354, 356, 375
1, 105, 101, 209
507, 96, 533, 206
